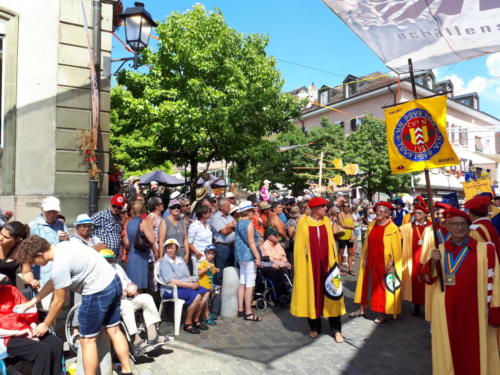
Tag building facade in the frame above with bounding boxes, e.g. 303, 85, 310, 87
293, 71, 500, 199
0, 0, 115, 223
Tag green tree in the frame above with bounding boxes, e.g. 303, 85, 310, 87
110, 5, 302, 198
230, 119, 346, 194
343, 115, 414, 200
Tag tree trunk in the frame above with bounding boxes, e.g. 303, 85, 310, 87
189, 158, 198, 202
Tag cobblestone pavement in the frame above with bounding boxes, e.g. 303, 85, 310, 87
134, 273, 432, 375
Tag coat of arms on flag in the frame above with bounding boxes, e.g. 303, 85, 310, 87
384, 95, 459, 174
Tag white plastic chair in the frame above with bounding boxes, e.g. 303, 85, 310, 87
154, 262, 185, 336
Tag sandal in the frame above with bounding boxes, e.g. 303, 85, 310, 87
183, 324, 200, 334
349, 310, 366, 318
308, 330, 319, 339
374, 315, 386, 324
244, 313, 262, 322
333, 331, 344, 343
194, 321, 209, 331
348, 270, 356, 276
237, 311, 245, 317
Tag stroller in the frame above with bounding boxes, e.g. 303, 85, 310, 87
254, 261, 293, 311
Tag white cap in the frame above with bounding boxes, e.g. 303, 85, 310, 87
74, 214, 93, 227
229, 204, 238, 215
41, 196, 61, 212
263, 179, 271, 184
237, 200, 254, 213
164, 238, 180, 247
150, 180, 158, 185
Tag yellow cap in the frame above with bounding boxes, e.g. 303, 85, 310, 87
99, 249, 115, 258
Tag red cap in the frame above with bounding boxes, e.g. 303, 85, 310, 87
373, 201, 395, 211
111, 194, 126, 207
308, 197, 329, 208
435, 202, 452, 210
443, 208, 471, 225
464, 195, 491, 215
414, 204, 429, 214
414, 195, 427, 207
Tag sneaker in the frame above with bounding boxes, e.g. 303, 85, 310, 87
206, 318, 217, 326
208, 313, 218, 321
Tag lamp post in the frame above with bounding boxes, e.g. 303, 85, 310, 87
114, 2, 158, 72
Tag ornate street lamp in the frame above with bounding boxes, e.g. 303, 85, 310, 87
117, 2, 157, 69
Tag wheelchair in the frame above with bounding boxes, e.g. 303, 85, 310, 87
65, 303, 144, 364
254, 261, 293, 312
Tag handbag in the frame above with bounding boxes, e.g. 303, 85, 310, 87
134, 219, 151, 252
333, 219, 345, 239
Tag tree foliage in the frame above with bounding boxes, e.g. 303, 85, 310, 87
231, 116, 414, 199
110, 5, 302, 197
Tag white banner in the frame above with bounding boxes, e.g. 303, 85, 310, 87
322, 0, 500, 72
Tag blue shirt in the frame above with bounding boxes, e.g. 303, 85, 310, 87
279, 212, 287, 224
159, 256, 190, 295
210, 210, 235, 244
29, 215, 68, 285
235, 219, 259, 263
91, 209, 123, 253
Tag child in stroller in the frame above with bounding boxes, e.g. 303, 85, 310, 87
255, 228, 293, 309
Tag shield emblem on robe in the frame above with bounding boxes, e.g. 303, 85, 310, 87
384, 272, 401, 294
325, 263, 343, 300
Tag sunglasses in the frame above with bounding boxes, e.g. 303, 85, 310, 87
112, 205, 122, 209
170, 205, 181, 210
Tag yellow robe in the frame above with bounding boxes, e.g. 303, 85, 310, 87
290, 215, 346, 318
422, 242, 500, 375
400, 223, 414, 302
354, 220, 402, 317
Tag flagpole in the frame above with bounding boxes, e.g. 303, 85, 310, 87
408, 58, 445, 292
318, 151, 324, 197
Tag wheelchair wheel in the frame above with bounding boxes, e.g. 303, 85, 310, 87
255, 298, 267, 312
65, 303, 81, 354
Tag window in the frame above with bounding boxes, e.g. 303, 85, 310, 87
350, 116, 364, 132
459, 127, 468, 146
474, 136, 483, 152
320, 90, 328, 105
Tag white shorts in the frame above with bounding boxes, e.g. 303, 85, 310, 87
239, 261, 257, 287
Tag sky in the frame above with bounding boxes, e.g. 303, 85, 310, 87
113, 0, 500, 119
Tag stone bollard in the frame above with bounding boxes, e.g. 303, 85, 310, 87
221, 266, 239, 317
76, 330, 112, 375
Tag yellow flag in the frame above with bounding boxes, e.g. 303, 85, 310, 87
342, 163, 358, 175
332, 158, 343, 169
330, 175, 343, 186
462, 178, 493, 200
384, 95, 459, 174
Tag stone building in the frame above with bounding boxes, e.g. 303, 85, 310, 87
0, 0, 116, 223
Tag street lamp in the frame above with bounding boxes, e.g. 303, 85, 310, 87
117, 2, 158, 69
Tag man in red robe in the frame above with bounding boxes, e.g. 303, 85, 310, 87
465, 194, 500, 260
420, 208, 500, 375
401, 202, 430, 316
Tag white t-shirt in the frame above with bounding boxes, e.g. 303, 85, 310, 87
70, 234, 102, 247
50, 241, 116, 295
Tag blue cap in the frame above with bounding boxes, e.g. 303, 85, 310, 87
205, 244, 217, 252
393, 198, 404, 205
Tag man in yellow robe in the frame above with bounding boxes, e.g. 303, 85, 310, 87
420, 208, 500, 375
290, 197, 346, 342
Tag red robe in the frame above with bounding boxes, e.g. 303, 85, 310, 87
420, 237, 500, 375
309, 225, 331, 318
360, 222, 388, 313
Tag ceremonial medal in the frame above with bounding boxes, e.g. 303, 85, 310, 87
418, 239, 423, 246
444, 274, 456, 286
444, 245, 470, 287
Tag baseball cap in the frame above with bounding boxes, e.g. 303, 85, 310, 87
164, 238, 180, 247
111, 194, 126, 207
74, 214, 93, 227
41, 196, 61, 212
205, 244, 217, 252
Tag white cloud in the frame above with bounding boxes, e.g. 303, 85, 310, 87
467, 76, 489, 94
486, 52, 500, 77
441, 73, 465, 92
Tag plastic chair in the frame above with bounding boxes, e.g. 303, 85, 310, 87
153, 262, 185, 336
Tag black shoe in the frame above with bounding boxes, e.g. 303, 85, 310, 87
194, 321, 209, 330
183, 324, 200, 334
412, 305, 421, 316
